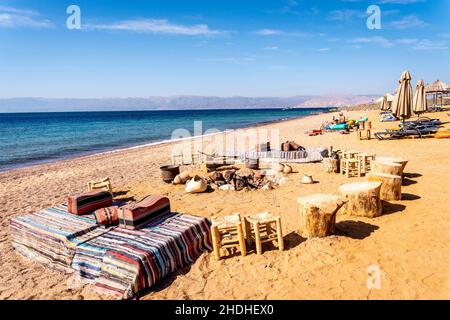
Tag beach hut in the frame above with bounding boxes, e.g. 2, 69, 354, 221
392, 70, 413, 122
413, 80, 428, 117
425, 80, 450, 107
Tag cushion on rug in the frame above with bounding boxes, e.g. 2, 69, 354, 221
68, 190, 113, 215
118, 195, 171, 230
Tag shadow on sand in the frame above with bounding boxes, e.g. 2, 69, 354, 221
335, 221, 379, 240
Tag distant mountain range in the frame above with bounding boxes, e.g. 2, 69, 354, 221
0, 94, 380, 112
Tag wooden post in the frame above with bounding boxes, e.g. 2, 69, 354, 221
275, 217, 284, 251
297, 194, 347, 238
371, 161, 404, 177
338, 181, 383, 218
236, 222, 246, 256
254, 222, 262, 255
211, 225, 221, 260
367, 173, 402, 201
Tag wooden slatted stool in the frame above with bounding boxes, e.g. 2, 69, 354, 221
86, 177, 112, 193
341, 158, 361, 178
244, 212, 284, 255
357, 129, 371, 141
191, 152, 201, 165
342, 151, 359, 160
211, 213, 246, 260
172, 153, 184, 166
357, 153, 376, 174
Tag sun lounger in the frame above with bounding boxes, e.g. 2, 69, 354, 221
375, 127, 438, 140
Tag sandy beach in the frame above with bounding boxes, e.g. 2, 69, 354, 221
1, 109, 449, 300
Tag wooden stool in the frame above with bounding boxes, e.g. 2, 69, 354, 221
341, 159, 361, 178
244, 212, 284, 255
338, 181, 383, 218
211, 213, 246, 260
357, 153, 376, 174
191, 152, 201, 165
172, 153, 184, 166
86, 177, 112, 193
343, 151, 359, 160
357, 129, 371, 140
297, 194, 347, 238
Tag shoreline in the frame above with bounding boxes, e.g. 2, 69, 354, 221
0, 109, 331, 174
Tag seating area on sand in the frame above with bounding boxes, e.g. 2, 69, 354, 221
10, 203, 212, 299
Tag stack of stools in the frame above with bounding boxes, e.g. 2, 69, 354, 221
244, 212, 284, 255
341, 151, 361, 178
357, 153, 376, 174
211, 213, 246, 260
357, 121, 372, 140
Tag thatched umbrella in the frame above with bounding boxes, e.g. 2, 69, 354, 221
413, 79, 428, 116
392, 70, 413, 122
426, 80, 450, 107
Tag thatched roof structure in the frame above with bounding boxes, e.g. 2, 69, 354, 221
425, 80, 450, 93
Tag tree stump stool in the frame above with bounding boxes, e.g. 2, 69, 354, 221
323, 158, 339, 173
338, 181, 383, 218
357, 153, 376, 174
341, 159, 361, 178
375, 157, 408, 172
297, 194, 347, 238
244, 212, 284, 255
211, 213, 247, 260
371, 161, 404, 177
367, 173, 402, 201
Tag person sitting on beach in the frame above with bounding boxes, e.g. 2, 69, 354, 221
338, 112, 346, 124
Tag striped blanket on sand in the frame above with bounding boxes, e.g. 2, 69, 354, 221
73, 213, 212, 299
10, 206, 212, 299
240, 147, 329, 163
10, 205, 109, 272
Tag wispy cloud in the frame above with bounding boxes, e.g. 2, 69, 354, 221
350, 36, 394, 48
329, 9, 365, 21
253, 28, 312, 37
389, 15, 428, 29
0, 6, 52, 28
263, 46, 279, 50
85, 19, 226, 36
198, 57, 255, 64
413, 39, 448, 51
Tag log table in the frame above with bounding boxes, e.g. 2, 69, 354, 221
375, 157, 408, 172
367, 173, 402, 201
371, 161, 404, 177
338, 181, 383, 218
297, 194, 347, 238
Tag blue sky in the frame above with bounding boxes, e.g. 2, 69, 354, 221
0, 0, 449, 98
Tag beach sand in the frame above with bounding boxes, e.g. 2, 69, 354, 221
0, 109, 449, 300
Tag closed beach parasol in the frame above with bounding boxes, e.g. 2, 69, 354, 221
392, 70, 413, 121
413, 79, 428, 116
380, 95, 389, 111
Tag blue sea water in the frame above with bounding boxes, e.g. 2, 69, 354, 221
0, 108, 330, 172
